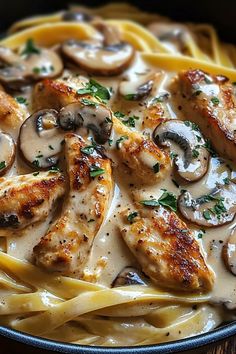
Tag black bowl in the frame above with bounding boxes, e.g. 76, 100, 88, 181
1, 1, 236, 352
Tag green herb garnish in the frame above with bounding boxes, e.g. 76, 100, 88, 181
116, 136, 128, 149
124, 94, 136, 101
127, 211, 138, 222
211, 97, 220, 106
16, 96, 27, 105
140, 191, 177, 212
81, 146, 95, 155
89, 166, 105, 178
77, 79, 111, 103
21, 39, 41, 56
153, 162, 160, 173
203, 210, 211, 220
0, 161, 6, 170
81, 98, 98, 107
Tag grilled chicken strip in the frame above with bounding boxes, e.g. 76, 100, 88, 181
33, 79, 170, 184
120, 206, 214, 292
34, 133, 113, 276
114, 118, 170, 184
0, 88, 25, 135
171, 69, 236, 162
0, 171, 65, 235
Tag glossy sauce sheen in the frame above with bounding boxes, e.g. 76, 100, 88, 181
3, 53, 236, 317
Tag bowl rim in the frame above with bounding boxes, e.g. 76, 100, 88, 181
1, 321, 236, 353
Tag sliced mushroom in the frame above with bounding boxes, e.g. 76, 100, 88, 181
0, 46, 63, 89
92, 21, 121, 46
119, 73, 154, 100
62, 10, 95, 22
0, 132, 15, 175
61, 39, 134, 76
112, 267, 147, 287
19, 109, 65, 169
223, 228, 236, 275
153, 120, 209, 182
59, 101, 113, 144
178, 182, 236, 227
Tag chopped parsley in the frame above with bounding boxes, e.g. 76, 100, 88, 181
192, 149, 200, 158
211, 97, 220, 106
124, 94, 136, 101
36, 154, 43, 158
140, 190, 177, 212
170, 152, 178, 160
49, 145, 54, 150
223, 177, 230, 185
81, 145, 95, 155
153, 162, 160, 173
197, 229, 206, 239
89, 166, 105, 178
108, 139, 113, 147
16, 96, 27, 105
204, 139, 217, 157
184, 121, 199, 131
21, 39, 41, 56
127, 211, 138, 222
77, 79, 111, 103
32, 159, 40, 168
32, 65, 54, 74
116, 135, 128, 149
120, 115, 139, 128
80, 98, 98, 107
49, 166, 60, 173
0, 161, 6, 170
203, 210, 211, 220
33, 172, 40, 176
193, 90, 202, 96
114, 111, 125, 118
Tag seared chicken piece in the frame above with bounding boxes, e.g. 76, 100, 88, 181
0, 171, 65, 235
34, 133, 113, 276
0, 88, 25, 135
114, 118, 170, 184
33, 79, 170, 185
32, 78, 86, 111
172, 69, 236, 162
120, 206, 214, 292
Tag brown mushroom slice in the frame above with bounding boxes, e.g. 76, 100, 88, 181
0, 46, 63, 89
119, 73, 154, 100
0, 132, 15, 176
19, 109, 65, 169
178, 182, 236, 227
112, 267, 147, 287
59, 101, 113, 144
62, 10, 95, 22
153, 120, 209, 182
223, 228, 236, 275
61, 39, 134, 76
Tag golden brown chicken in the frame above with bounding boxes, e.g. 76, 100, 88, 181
34, 133, 113, 277
171, 69, 236, 162
120, 205, 214, 292
0, 171, 65, 235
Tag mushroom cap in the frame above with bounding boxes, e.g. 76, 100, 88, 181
178, 182, 236, 227
0, 46, 63, 89
62, 10, 95, 23
59, 101, 113, 144
153, 120, 209, 182
61, 39, 135, 76
19, 109, 65, 169
112, 267, 147, 287
0, 131, 15, 176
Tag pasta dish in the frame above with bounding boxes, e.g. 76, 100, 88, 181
0, 2, 236, 347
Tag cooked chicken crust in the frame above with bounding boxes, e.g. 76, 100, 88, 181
0, 171, 65, 234
33, 79, 170, 184
120, 206, 214, 292
172, 69, 236, 162
0, 88, 25, 135
34, 133, 113, 276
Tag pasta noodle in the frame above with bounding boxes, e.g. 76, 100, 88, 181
0, 2, 235, 347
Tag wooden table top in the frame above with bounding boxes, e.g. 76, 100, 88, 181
1, 335, 236, 354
